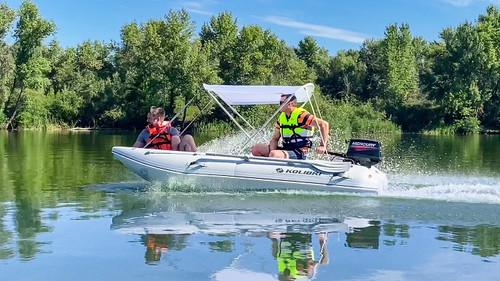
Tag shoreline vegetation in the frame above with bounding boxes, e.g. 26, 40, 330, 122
6, 126, 498, 135
1, 2, 500, 135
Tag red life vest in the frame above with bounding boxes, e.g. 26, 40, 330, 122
145, 121, 172, 150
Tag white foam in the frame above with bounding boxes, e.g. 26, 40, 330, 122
380, 174, 500, 204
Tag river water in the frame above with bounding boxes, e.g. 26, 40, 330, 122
0, 131, 499, 281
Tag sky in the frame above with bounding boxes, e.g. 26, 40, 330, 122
3, 0, 500, 55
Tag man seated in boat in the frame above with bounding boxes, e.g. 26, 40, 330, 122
251, 94, 329, 159
133, 106, 196, 151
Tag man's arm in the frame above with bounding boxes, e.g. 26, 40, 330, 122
133, 129, 149, 148
269, 128, 281, 151
318, 233, 329, 264
167, 127, 181, 150
133, 141, 144, 148
310, 117, 329, 153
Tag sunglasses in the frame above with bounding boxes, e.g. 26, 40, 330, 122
279, 100, 288, 105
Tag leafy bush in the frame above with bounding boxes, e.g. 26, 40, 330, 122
392, 103, 441, 132
422, 120, 456, 135
48, 89, 83, 126
100, 108, 125, 128
453, 116, 481, 134
17, 89, 51, 129
0, 111, 7, 129
423, 117, 481, 135
317, 96, 400, 137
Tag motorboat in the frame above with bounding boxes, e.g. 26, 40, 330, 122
112, 83, 388, 194
112, 145, 386, 193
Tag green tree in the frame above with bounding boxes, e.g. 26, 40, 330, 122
45, 43, 82, 126
6, 1, 55, 129
295, 36, 330, 78
230, 25, 313, 85
0, 3, 15, 38
321, 49, 366, 101
359, 39, 385, 103
477, 5, 500, 129
117, 9, 219, 128
358, 24, 423, 130
200, 11, 239, 84
413, 37, 437, 98
383, 23, 419, 109
0, 3, 15, 126
431, 22, 489, 133
75, 40, 113, 127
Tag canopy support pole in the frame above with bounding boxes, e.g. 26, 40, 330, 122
237, 94, 296, 153
180, 100, 213, 135
206, 90, 253, 140
226, 104, 256, 131
170, 94, 197, 124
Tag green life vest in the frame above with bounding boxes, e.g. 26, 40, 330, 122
277, 240, 315, 279
279, 107, 314, 150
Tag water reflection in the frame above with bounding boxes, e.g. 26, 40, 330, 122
0, 131, 137, 261
141, 234, 189, 264
1, 131, 500, 280
109, 190, 500, 277
383, 134, 500, 176
269, 232, 329, 280
111, 192, 384, 280
0, 204, 14, 260
437, 225, 500, 258
345, 221, 381, 249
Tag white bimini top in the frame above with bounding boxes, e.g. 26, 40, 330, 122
203, 83, 314, 105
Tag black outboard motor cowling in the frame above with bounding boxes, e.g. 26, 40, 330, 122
346, 139, 382, 168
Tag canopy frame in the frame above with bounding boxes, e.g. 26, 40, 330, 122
202, 83, 317, 152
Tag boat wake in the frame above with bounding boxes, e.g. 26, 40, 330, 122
381, 174, 500, 204
96, 176, 499, 206
87, 181, 148, 193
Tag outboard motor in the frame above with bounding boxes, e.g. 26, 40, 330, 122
345, 139, 382, 168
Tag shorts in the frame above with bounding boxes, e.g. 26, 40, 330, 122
278, 147, 307, 160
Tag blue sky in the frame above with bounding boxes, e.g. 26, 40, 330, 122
3, 0, 500, 55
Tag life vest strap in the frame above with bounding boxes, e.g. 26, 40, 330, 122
146, 125, 172, 150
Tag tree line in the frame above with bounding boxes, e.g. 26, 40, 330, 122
0, 1, 499, 134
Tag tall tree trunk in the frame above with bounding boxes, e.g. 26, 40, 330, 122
6, 86, 24, 131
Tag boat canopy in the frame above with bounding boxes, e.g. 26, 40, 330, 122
203, 83, 315, 105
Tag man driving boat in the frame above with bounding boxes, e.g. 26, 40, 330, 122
251, 94, 329, 160
133, 106, 196, 152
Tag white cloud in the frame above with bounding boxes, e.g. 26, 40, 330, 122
264, 16, 369, 43
442, 0, 500, 7
442, 0, 474, 6
182, 1, 205, 9
343, 269, 407, 281
178, 0, 217, 16
184, 8, 214, 16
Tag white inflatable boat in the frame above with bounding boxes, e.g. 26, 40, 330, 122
112, 146, 387, 193
112, 83, 388, 194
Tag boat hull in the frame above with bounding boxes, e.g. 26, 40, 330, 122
112, 146, 387, 194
